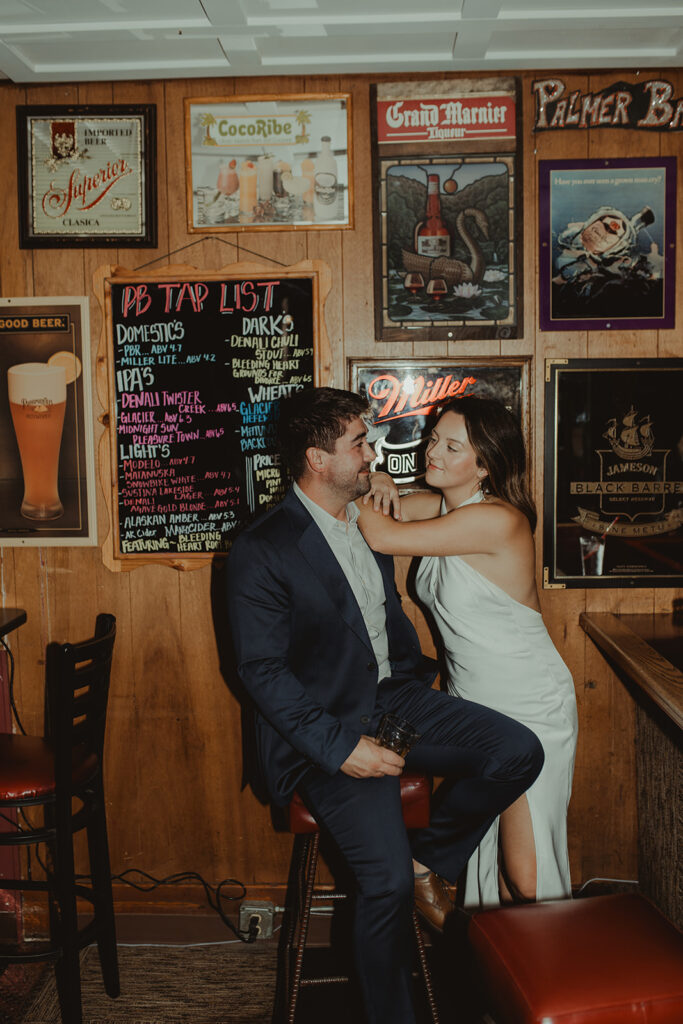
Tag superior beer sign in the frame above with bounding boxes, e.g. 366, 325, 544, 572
17, 104, 156, 248
377, 94, 515, 143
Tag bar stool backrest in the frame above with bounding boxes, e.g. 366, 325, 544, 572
45, 612, 117, 793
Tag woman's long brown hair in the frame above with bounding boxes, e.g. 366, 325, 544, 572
437, 396, 537, 531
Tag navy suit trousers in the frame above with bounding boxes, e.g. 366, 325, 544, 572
297, 677, 544, 1024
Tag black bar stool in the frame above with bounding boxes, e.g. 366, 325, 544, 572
276, 772, 440, 1023
0, 613, 119, 1024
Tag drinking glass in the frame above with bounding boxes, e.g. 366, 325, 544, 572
579, 535, 605, 576
375, 713, 421, 756
426, 278, 447, 301
404, 272, 425, 295
8, 363, 67, 520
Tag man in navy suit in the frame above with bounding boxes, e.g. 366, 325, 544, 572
227, 388, 543, 1024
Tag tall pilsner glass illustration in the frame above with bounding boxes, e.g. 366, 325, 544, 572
8, 363, 67, 519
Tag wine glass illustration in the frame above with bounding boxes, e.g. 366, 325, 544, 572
404, 272, 424, 295
426, 278, 447, 302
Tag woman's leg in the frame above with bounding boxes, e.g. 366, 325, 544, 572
498, 794, 537, 902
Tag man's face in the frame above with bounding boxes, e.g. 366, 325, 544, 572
320, 416, 375, 502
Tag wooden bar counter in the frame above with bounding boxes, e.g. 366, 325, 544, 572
579, 611, 682, 928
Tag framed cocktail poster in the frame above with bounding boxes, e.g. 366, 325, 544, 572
544, 359, 683, 588
0, 297, 97, 546
350, 357, 530, 487
371, 77, 522, 342
376, 154, 518, 338
16, 104, 156, 248
539, 158, 676, 332
184, 93, 352, 232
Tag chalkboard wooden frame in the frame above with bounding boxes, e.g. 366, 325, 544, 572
94, 259, 332, 572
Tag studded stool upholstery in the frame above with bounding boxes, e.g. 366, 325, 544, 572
469, 893, 683, 1024
277, 772, 440, 1023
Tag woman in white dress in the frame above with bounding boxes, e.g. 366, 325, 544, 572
358, 397, 578, 908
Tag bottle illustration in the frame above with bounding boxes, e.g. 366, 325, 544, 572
239, 160, 258, 216
414, 174, 451, 258
301, 157, 316, 205
256, 154, 275, 201
314, 136, 338, 220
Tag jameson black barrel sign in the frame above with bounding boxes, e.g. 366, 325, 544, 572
544, 359, 683, 588
99, 263, 327, 565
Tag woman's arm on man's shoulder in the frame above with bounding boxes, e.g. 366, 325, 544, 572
362, 471, 441, 521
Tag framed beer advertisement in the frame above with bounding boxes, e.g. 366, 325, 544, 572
16, 104, 157, 248
544, 359, 683, 588
350, 357, 530, 487
184, 93, 352, 232
539, 158, 676, 332
0, 297, 97, 546
371, 77, 522, 342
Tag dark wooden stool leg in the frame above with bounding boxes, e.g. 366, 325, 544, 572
412, 909, 440, 1024
52, 813, 83, 1024
287, 833, 319, 1023
86, 779, 120, 997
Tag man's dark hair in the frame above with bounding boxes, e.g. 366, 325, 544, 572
277, 387, 370, 480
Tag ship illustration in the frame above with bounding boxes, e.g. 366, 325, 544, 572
602, 407, 655, 460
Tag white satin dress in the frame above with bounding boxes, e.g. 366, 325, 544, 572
415, 493, 578, 908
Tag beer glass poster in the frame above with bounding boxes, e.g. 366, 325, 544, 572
350, 358, 529, 487
0, 298, 97, 546
539, 158, 676, 332
185, 94, 352, 231
16, 104, 156, 248
544, 360, 683, 588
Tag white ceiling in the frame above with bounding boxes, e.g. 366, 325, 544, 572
0, 0, 682, 84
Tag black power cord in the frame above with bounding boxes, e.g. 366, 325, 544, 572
1, 634, 25, 735
105, 868, 260, 943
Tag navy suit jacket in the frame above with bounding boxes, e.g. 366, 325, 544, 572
227, 488, 437, 805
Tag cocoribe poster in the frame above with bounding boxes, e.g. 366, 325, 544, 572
95, 261, 330, 570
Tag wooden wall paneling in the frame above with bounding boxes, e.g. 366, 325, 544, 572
6, 86, 85, 752
0, 83, 28, 716
341, 77, 383, 367
0, 84, 31, 296
656, 67, 683, 375
526, 73, 592, 884
1, 67, 680, 907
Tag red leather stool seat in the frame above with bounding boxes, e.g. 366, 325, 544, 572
288, 771, 431, 833
0, 733, 98, 802
469, 893, 683, 1024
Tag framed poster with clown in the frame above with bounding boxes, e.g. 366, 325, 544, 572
539, 158, 676, 332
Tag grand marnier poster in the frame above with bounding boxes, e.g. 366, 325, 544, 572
544, 359, 682, 587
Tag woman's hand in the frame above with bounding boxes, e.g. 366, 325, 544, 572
362, 471, 402, 519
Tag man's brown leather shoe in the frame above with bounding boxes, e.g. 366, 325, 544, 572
414, 871, 455, 933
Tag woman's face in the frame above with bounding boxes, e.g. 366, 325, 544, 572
424, 410, 485, 493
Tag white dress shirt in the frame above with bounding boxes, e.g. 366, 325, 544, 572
294, 482, 391, 683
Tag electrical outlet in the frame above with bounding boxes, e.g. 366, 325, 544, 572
239, 899, 274, 939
